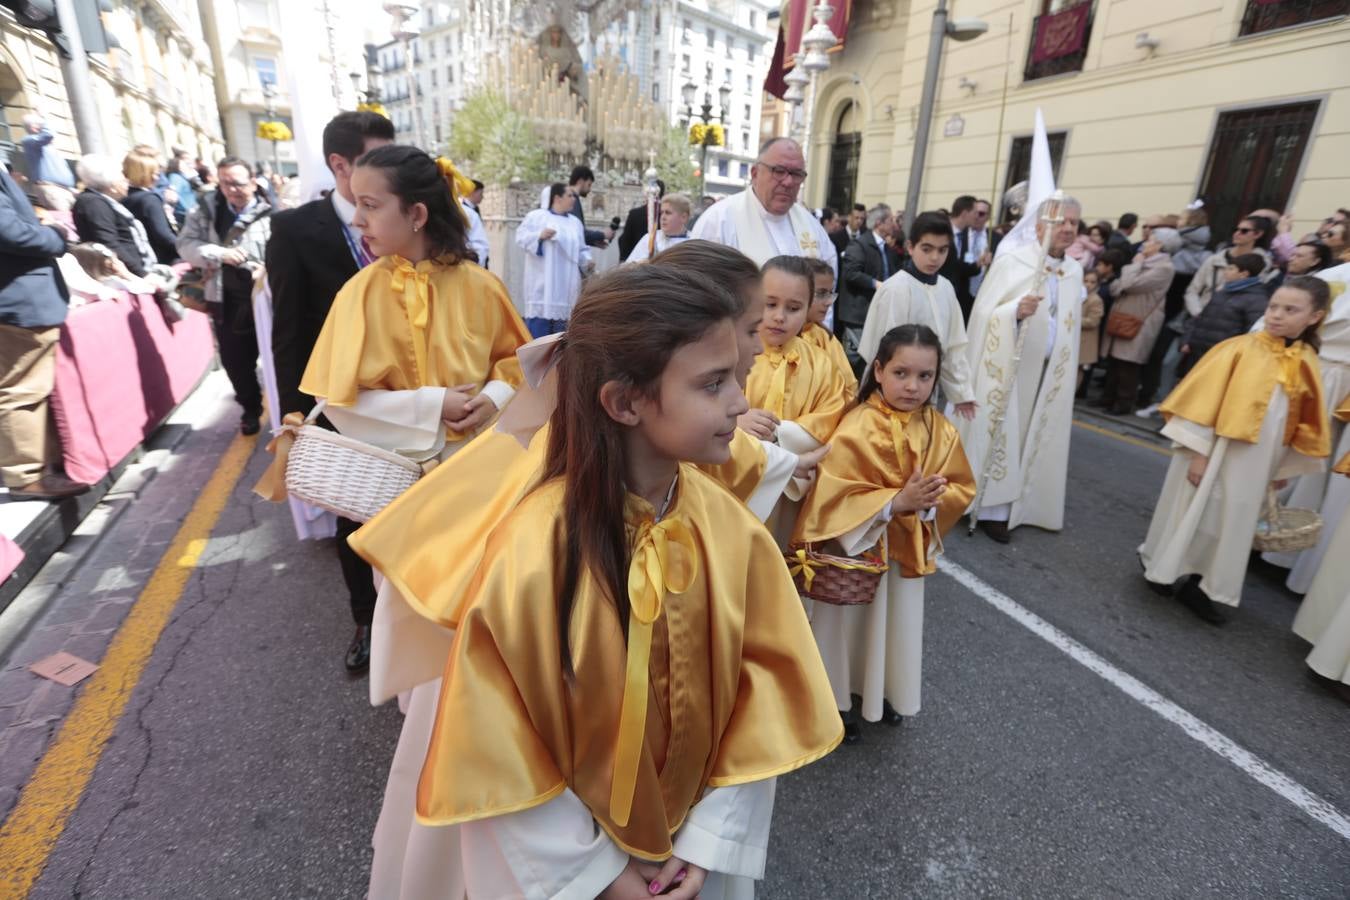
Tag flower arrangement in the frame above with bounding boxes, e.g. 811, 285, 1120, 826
256, 121, 293, 142
688, 123, 724, 147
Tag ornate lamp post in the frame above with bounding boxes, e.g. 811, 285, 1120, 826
259, 81, 283, 175
683, 75, 731, 199
797, 0, 840, 172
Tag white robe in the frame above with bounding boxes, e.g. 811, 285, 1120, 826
624, 230, 690, 262
1261, 286, 1350, 591
1292, 497, 1350, 685
463, 203, 490, 269
957, 244, 1083, 530
516, 209, 590, 322
689, 189, 838, 276
858, 270, 974, 405
810, 501, 934, 720
1138, 389, 1325, 606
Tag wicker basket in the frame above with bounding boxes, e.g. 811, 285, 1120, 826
284, 415, 426, 523
786, 545, 888, 606
1252, 486, 1321, 553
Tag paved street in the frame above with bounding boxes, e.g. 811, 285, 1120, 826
1, 375, 1347, 899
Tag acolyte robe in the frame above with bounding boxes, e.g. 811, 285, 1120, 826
745, 334, 852, 451
858, 269, 974, 405
957, 242, 1083, 530
415, 467, 843, 860
801, 321, 858, 394
1140, 331, 1329, 606
515, 208, 590, 322
792, 396, 974, 719
1293, 393, 1350, 685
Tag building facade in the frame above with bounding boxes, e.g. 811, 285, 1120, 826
1, 1, 224, 175
804, 0, 1349, 239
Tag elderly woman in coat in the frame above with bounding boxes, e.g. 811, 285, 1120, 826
1097, 227, 1180, 415
71, 154, 156, 277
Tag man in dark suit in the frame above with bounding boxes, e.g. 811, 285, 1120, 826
820, 206, 849, 258
265, 110, 394, 673
837, 203, 901, 373
564, 165, 610, 248
940, 195, 985, 320
618, 178, 665, 260
0, 165, 87, 500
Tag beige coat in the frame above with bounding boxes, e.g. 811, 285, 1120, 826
1105, 253, 1174, 364
1079, 289, 1104, 367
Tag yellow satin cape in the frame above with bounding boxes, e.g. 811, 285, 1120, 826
1337, 395, 1350, 476
793, 395, 975, 577
1160, 330, 1329, 458
414, 466, 842, 860
698, 428, 767, 503
801, 322, 858, 394
299, 255, 530, 411
746, 335, 852, 444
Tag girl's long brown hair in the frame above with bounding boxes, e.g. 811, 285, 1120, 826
542, 264, 740, 675
649, 239, 759, 314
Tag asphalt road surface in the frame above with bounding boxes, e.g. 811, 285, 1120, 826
2, 381, 1347, 899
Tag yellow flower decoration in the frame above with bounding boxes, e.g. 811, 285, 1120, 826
256, 120, 292, 142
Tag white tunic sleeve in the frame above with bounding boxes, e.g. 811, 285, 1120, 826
776, 421, 824, 501
1161, 415, 1217, 458
745, 440, 798, 522
322, 387, 446, 455
460, 788, 628, 900
670, 779, 777, 879
626, 234, 654, 263
837, 500, 895, 556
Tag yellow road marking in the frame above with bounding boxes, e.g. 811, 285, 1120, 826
0, 432, 256, 898
1073, 417, 1171, 458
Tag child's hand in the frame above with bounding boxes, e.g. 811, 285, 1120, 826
894, 470, 947, 515
793, 443, 830, 483
600, 858, 653, 899
953, 401, 976, 421
636, 857, 707, 898
739, 408, 780, 440
447, 391, 497, 433
440, 383, 479, 424
1186, 453, 1208, 487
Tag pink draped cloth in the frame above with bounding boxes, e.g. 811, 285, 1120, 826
48, 292, 214, 485
0, 534, 24, 584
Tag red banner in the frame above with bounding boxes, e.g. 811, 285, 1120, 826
1030, 2, 1091, 64
763, 0, 853, 99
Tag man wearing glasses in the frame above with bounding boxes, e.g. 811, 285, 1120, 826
690, 137, 837, 278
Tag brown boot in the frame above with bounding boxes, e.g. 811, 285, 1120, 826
7, 474, 91, 501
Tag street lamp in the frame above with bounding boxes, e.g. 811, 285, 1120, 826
261, 81, 280, 175
349, 70, 363, 107
684, 75, 731, 199
384, 2, 422, 148
903, 0, 987, 233
796, 0, 839, 173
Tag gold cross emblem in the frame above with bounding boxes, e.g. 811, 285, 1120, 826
799, 232, 819, 256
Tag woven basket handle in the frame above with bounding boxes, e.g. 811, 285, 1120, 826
304, 399, 328, 426
1263, 485, 1282, 530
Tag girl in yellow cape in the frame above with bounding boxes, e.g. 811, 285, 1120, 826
411, 265, 841, 897
741, 255, 853, 543
1292, 394, 1350, 703
793, 324, 975, 743
800, 256, 858, 391
349, 242, 832, 899
1140, 276, 1332, 625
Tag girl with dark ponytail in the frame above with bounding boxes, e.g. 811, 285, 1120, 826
794, 324, 975, 743
409, 264, 842, 897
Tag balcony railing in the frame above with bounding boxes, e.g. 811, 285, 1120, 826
1024, 2, 1093, 82
1239, 0, 1349, 35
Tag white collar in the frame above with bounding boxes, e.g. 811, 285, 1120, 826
746, 188, 789, 223
330, 189, 357, 227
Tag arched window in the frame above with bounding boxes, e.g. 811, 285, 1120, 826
825, 101, 861, 213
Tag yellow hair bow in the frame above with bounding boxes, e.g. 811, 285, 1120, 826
610, 515, 697, 827
434, 157, 475, 201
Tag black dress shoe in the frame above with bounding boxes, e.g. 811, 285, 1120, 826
7, 474, 90, 500
345, 625, 371, 672
1145, 577, 1175, 597
240, 415, 262, 436
842, 719, 862, 744
880, 699, 905, 727
978, 520, 1011, 544
1177, 579, 1225, 626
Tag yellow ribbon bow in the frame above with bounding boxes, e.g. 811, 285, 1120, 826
762, 348, 800, 420
787, 548, 817, 591
610, 514, 697, 827
435, 157, 473, 225
390, 258, 432, 381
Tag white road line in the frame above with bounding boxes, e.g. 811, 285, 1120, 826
937, 557, 1350, 843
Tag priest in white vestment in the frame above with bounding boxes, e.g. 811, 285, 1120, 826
858, 211, 976, 419
516, 182, 592, 338
958, 196, 1084, 542
690, 137, 837, 277
625, 192, 693, 262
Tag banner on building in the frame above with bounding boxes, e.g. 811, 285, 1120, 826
1030, 2, 1091, 64
763, 0, 853, 99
